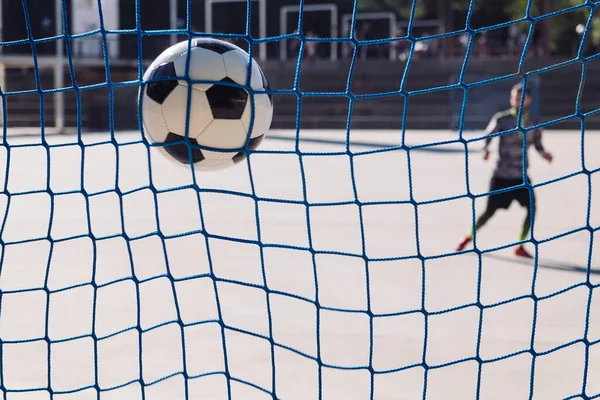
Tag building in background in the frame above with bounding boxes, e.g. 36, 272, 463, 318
71, 0, 119, 59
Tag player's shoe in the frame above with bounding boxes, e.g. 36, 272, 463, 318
456, 236, 472, 251
514, 245, 533, 259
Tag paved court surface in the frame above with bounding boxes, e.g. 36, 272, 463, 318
0, 128, 598, 399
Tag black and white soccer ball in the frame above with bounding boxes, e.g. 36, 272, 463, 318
139, 38, 273, 170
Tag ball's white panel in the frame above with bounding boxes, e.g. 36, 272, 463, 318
174, 47, 227, 90
143, 41, 190, 81
141, 96, 170, 143
196, 119, 248, 149
158, 147, 237, 170
250, 59, 266, 90
222, 49, 263, 89
194, 156, 236, 171
241, 94, 274, 138
161, 86, 213, 138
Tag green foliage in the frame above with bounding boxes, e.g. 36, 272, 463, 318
503, 0, 587, 18
349, 0, 599, 54
504, 0, 536, 19
355, 0, 475, 18
355, 0, 425, 19
504, 0, 595, 54
592, 17, 600, 46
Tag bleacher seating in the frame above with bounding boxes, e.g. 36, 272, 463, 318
2, 57, 600, 132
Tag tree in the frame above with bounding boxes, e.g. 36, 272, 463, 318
353, 0, 426, 19
504, 0, 593, 56
348, 0, 484, 57
355, 0, 596, 56
349, 0, 485, 33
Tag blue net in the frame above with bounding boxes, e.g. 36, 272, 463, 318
0, 0, 598, 399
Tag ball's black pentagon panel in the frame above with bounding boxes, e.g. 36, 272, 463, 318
193, 39, 238, 54
164, 132, 205, 164
146, 62, 178, 105
206, 77, 248, 120
260, 69, 273, 105
233, 134, 265, 164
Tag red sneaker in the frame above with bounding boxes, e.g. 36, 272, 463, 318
456, 236, 472, 252
515, 245, 533, 259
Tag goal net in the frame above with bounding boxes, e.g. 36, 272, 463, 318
1, 0, 599, 399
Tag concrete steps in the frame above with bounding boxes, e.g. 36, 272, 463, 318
2, 57, 599, 132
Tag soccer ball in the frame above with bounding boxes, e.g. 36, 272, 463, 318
139, 38, 273, 170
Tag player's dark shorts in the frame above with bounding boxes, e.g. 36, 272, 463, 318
486, 176, 534, 211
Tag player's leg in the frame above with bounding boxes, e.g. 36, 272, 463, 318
519, 199, 534, 241
475, 207, 496, 231
514, 180, 536, 258
456, 187, 501, 252
455, 204, 497, 251
456, 176, 513, 251
471, 206, 497, 237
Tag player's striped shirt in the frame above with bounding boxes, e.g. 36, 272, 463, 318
483, 108, 548, 180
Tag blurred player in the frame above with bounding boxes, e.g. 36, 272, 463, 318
456, 82, 553, 258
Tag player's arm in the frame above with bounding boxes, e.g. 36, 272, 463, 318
482, 114, 499, 160
532, 128, 553, 162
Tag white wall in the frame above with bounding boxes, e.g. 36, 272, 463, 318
71, 0, 119, 59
